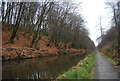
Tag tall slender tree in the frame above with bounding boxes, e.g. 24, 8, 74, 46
9, 2, 25, 43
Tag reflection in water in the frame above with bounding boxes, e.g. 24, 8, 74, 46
27, 71, 48, 79
2, 54, 86, 79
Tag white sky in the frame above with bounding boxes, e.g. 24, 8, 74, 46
74, 0, 113, 46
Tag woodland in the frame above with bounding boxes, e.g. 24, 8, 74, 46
2, 2, 95, 61
1, 1, 120, 79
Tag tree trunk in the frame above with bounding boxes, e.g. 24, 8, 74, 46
2, 2, 5, 23
9, 2, 24, 43
30, 3, 48, 47
30, 33, 38, 47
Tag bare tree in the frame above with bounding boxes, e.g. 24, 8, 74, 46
9, 2, 25, 43
30, 2, 53, 47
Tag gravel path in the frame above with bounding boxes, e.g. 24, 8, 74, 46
95, 51, 119, 79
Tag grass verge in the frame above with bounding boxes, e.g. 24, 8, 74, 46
57, 52, 96, 79
105, 55, 118, 65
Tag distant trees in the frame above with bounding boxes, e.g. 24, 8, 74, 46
98, 27, 117, 48
99, 1, 120, 48
2, 1, 95, 50
107, 1, 120, 37
46, 2, 95, 49
98, 1, 120, 64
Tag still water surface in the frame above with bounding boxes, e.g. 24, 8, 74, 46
2, 54, 86, 79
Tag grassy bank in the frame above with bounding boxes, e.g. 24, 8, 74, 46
105, 55, 118, 66
57, 52, 96, 79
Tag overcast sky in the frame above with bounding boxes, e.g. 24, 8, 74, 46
74, 0, 113, 46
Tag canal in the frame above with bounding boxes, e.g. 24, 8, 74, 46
2, 54, 87, 79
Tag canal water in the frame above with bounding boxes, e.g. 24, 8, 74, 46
2, 54, 86, 79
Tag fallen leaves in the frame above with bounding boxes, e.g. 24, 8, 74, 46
2, 47, 50, 61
